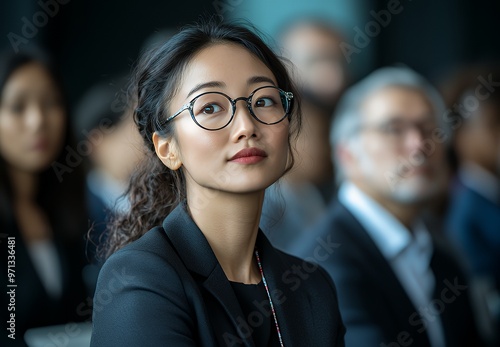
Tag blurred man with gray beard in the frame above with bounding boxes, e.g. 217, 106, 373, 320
291, 67, 483, 347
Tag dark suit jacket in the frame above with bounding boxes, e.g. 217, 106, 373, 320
91, 203, 345, 346
1, 222, 88, 347
446, 178, 500, 289
291, 200, 482, 347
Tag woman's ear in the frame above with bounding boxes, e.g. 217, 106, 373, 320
152, 132, 182, 170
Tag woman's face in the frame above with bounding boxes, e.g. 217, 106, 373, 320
158, 43, 290, 199
0, 62, 66, 173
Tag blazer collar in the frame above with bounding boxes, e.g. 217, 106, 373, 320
162, 203, 313, 346
162, 202, 218, 277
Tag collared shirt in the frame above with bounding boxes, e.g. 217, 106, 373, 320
339, 182, 447, 347
87, 169, 130, 212
28, 240, 63, 299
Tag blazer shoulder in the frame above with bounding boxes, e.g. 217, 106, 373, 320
97, 226, 186, 296
112, 225, 174, 257
92, 227, 198, 346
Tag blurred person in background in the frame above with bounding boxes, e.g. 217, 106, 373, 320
73, 75, 144, 266
78, 28, 175, 266
261, 18, 348, 251
279, 18, 347, 114
292, 67, 483, 346
444, 66, 500, 344
0, 49, 88, 346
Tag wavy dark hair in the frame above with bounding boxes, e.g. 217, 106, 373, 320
0, 48, 87, 243
103, 21, 302, 258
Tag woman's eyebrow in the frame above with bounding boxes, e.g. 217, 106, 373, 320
186, 76, 275, 98
187, 81, 226, 98
247, 76, 276, 86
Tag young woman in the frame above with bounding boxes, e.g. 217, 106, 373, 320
91, 22, 345, 347
0, 49, 88, 346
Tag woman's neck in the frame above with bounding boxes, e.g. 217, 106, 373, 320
187, 187, 264, 284
8, 167, 53, 243
8, 167, 38, 202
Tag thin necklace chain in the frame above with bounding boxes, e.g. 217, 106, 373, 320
255, 249, 284, 347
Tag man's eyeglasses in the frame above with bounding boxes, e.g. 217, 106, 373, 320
166, 86, 294, 131
359, 119, 438, 140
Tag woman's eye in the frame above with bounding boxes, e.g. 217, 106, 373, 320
10, 103, 25, 114
255, 97, 275, 108
201, 103, 223, 115
42, 97, 61, 109
382, 124, 404, 135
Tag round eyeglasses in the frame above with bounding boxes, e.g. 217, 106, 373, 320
165, 86, 294, 131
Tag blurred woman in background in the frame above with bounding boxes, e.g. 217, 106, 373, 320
0, 49, 88, 346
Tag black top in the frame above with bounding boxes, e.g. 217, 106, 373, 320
230, 280, 280, 346
91, 202, 346, 346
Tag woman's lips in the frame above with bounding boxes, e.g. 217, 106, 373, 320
229, 147, 268, 164
31, 138, 50, 151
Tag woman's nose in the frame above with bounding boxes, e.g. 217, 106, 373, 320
231, 100, 258, 141
25, 105, 45, 132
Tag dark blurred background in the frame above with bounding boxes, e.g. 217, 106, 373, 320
1, 0, 499, 109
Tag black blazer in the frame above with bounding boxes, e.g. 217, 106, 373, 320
91, 203, 345, 346
291, 200, 483, 347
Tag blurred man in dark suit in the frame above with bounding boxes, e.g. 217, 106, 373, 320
291, 67, 483, 347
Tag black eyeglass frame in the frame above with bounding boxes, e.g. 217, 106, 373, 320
165, 85, 294, 131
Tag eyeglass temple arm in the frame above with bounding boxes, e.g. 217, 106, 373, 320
166, 103, 191, 122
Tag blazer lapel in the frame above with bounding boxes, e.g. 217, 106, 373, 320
162, 203, 254, 346
203, 267, 255, 346
257, 232, 314, 347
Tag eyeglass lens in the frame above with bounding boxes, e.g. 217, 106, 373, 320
191, 87, 289, 130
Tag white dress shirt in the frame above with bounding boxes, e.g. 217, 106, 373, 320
28, 240, 63, 299
339, 182, 447, 347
